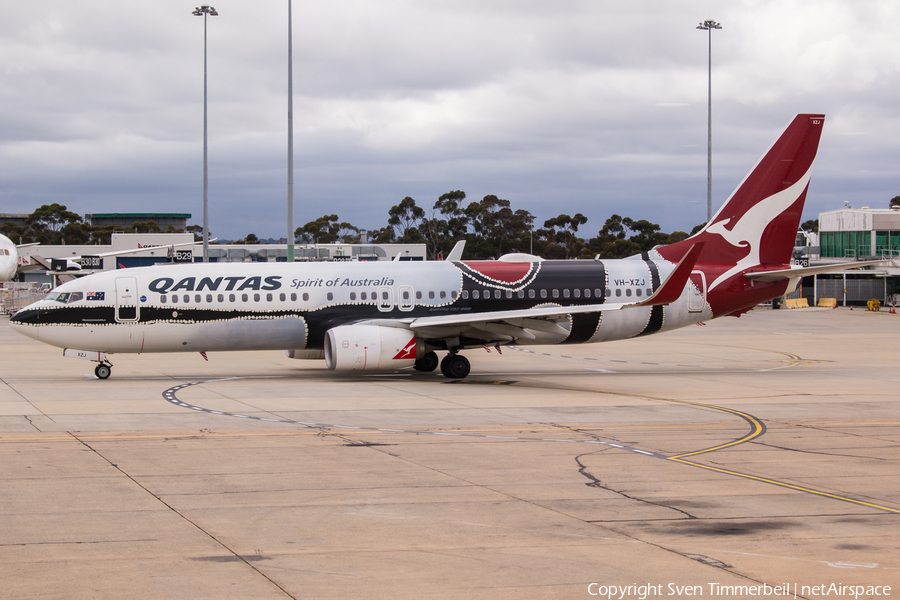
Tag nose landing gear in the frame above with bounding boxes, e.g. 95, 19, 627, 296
94, 362, 112, 380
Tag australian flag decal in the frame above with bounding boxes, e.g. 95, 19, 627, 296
86, 292, 105, 301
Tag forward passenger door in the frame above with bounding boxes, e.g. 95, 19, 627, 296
115, 277, 140, 322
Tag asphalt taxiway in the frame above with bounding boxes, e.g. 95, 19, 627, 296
1, 307, 898, 599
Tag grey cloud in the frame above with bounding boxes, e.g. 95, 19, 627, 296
1, 0, 898, 240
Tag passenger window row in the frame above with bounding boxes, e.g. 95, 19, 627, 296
342, 290, 458, 301
459, 287, 653, 300
160, 292, 308, 304
157, 286, 659, 306
158, 289, 461, 305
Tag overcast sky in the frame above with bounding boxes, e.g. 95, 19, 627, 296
2, 0, 899, 241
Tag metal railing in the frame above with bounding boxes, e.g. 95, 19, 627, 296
0, 284, 46, 315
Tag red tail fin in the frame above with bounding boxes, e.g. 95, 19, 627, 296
660, 114, 825, 271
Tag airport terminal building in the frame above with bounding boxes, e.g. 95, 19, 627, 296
13, 233, 426, 286
791, 206, 900, 307
818, 206, 900, 259
85, 213, 192, 230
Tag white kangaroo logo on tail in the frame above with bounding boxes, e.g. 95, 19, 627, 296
705, 166, 813, 292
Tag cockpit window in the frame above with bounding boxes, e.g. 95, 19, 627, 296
47, 292, 70, 303
46, 291, 84, 304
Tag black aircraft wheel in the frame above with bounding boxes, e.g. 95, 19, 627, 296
95, 364, 111, 380
414, 350, 439, 372
439, 354, 453, 377
442, 354, 470, 379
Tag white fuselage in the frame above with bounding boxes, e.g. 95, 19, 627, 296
10, 254, 711, 356
0, 234, 18, 283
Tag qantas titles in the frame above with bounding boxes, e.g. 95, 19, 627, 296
290, 277, 397, 289
148, 275, 400, 294
149, 275, 282, 294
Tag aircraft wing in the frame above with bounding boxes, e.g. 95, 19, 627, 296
42, 240, 204, 271
399, 242, 703, 335
402, 300, 628, 331
70, 240, 201, 262
744, 258, 896, 282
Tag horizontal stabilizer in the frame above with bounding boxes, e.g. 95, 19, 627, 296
744, 259, 895, 282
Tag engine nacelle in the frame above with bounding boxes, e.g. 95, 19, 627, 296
324, 325, 421, 371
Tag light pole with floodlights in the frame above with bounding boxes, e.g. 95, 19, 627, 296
697, 19, 721, 223
287, 0, 295, 262
193, 5, 218, 262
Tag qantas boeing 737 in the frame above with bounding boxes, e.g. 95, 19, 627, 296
9, 115, 886, 379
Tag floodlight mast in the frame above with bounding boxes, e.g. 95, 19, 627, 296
287, 0, 295, 262
697, 19, 721, 223
193, 5, 218, 262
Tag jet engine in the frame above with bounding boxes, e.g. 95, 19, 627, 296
324, 324, 421, 371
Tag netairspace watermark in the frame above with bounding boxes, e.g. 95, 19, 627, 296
587, 582, 892, 599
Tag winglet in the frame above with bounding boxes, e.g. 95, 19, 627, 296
639, 242, 705, 306
445, 240, 466, 261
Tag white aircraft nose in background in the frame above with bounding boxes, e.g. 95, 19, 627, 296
0, 234, 18, 283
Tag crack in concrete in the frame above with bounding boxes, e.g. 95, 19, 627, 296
789, 423, 899, 444
574, 451, 698, 520
539, 422, 699, 520
0, 538, 157, 547
682, 553, 732, 569
68, 433, 298, 600
751, 440, 888, 461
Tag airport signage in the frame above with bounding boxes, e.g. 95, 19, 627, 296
168, 248, 193, 263
80, 255, 103, 270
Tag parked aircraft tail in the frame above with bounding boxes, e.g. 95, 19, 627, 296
657, 114, 825, 315
661, 114, 824, 269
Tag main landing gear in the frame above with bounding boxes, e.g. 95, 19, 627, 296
439, 353, 470, 379
94, 362, 112, 380
414, 350, 440, 373
414, 350, 469, 379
